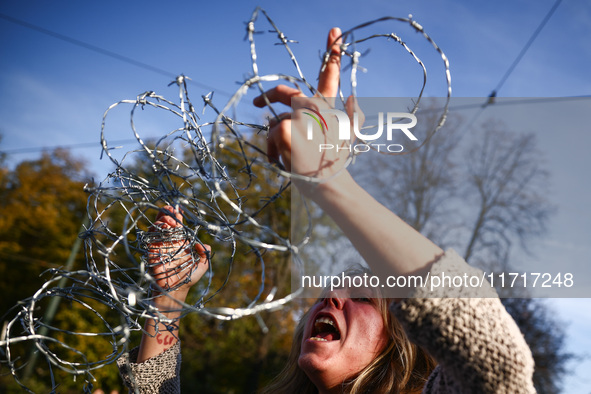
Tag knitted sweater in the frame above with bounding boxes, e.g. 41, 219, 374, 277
118, 249, 535, 393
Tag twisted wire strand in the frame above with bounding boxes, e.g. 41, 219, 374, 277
0, 8, 450, 392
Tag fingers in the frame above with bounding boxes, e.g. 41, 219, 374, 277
253, 27, 342, 109
266, 115, 293, 171
147, 207, 211, 292
317, 27, 342, 99
346, 95, 364, 129
194, 243, 211, 263
267, 112, 292, 129
252, 27, 344, 174
151, 242, 209, 289
253, 85, 305, 108
154, 206, 183, 228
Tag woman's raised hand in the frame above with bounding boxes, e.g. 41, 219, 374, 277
147, 206, 210, 297
253, 27, 363, 184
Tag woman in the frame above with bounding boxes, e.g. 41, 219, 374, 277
262, 270, 436, 393
118, 28, 535, 393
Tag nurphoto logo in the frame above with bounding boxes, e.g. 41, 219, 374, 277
302, 105, 419, 153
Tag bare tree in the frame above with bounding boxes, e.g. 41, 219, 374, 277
462, 122, 552, 267
353, 103, 463, 246
356, 113, 570, 393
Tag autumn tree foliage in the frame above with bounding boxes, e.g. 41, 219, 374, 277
0, 148, 128, 392
0, 148, 90, 318
0, 133, 301, 392
93, 132, 300, 393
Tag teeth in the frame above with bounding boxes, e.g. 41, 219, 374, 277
315, 317, 336, 328
310, 316, 340, 341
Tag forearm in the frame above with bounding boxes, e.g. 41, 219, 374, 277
307, 171, 443, 279
137, 290, 188, 363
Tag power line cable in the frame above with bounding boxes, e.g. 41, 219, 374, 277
0, 12, 232, 97
458, 0, 565, 137
2, 96, 588, 155
490, 0, 563, 97
0, 5, 578, 155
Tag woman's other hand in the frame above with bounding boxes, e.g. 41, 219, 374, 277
147, 206, 210, 299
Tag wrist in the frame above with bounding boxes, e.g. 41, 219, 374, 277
151, 289, 189, 310
302, 170, 359, 209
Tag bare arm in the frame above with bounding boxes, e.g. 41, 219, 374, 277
311, 171, 442, 281
136, 206, 210, 363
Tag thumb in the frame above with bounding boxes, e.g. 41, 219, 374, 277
194, 243, 211, 261
317, 27, 342, 99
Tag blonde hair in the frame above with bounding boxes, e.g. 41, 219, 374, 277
263, 268, 436, 393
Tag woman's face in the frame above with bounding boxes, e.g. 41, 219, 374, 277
298, 287, 389, 392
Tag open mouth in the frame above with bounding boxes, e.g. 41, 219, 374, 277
310, 316, 341, 342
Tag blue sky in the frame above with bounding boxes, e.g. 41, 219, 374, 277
1, 0, 590, 391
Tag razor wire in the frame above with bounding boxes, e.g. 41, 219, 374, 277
0, 7, 451, 392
